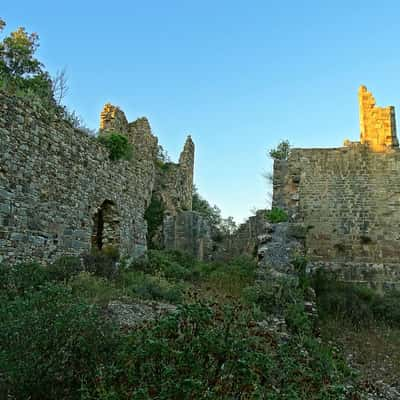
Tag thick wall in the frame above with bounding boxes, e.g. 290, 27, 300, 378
273, 145, 400, 284
0, 92, 156, 264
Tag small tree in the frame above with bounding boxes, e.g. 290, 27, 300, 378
269, 140, 291, 160
0, 19, 53, 103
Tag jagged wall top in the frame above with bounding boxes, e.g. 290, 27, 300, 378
358, 85, 398, 152
100, 103, 129, 134
178, 135, 195, 211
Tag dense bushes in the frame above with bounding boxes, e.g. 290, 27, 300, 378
0, 281, 117, 400
313, 271, 400, 327
144, 194, 165, 249
0, 255, 362, 399
97, 133, 133, 161
81, 302, 353, 400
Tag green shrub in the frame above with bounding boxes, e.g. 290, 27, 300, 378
0, 283, 117, 400
82, 249, 120, 280
372, 289, 400, 326
0, 262, 50, 300
48, 255, 83, 282
200, 256, 258, 298
131, 250, 199, 282
98, 133, 133, 161
144, 194, 165, 249
242, 278, 309, 328
81, 302, 354, 399
70, 271, 123, 305
269, 139, 291, 160
120, 270, 184, 303
265, 207, 288, 223
313, 271, 400, 327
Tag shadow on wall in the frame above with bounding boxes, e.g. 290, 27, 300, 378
91, 200, 120, 252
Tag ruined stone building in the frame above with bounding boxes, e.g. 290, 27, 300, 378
0, 91, 211, 265
273, 86, 400, 288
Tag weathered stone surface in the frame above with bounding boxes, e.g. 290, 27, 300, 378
0, 92, 203, 263
257, 222, 305, 279
163, 211, 212, 260
273, 87, 400, 286
0, 93, 158, 264
153, 135, 195, 216
106, 300, 177, 328
358, 85, 398, 152
221, 210, 269, 259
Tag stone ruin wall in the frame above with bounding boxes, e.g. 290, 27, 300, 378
273, 87, 400, 289
0, 92, 160, 265
221, 210, 269, 259
153, 136, 195, 217
0, 91, 210, 264
163, 211, 213, 261
358, 86, 398, 152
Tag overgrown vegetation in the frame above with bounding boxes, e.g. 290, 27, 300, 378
266, 206, 289, 223
192, 185, 237, 240
0, 18, 54, 106
313, 271, 400, 327
0, 18, 94, 133
269, 139, 291, 160
144, 193, 165, 249
0, 252, 362, 399
97, 132, 133, 161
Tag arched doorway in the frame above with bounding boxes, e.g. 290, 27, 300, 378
91, 200, 120, 251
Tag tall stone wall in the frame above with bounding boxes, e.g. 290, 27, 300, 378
0, 92, 157, 265
273, 145, 400, 288
153, 136, 195, 216
273, 86, 400, 288
274, 145, 400, 263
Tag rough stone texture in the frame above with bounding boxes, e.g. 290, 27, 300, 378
222, 210, 269, 258
153, 135, 195, 216
257, 222, 306, 279
0, 93, 158, 265
100, 103, 129, 134
0, 93, 204, 263
273, 87, 400, 287
163, 211, 213, 261
106, 300, 177, 328
358, 85, 398, 152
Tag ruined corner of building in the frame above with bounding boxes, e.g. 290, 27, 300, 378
268, 85, 400, 290
355, 85, 399, 152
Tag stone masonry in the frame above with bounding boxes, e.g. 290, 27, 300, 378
358, 86, 398, 152
0, 91, 201, 264
273, 86, 400, 289
163, 211, 213, 261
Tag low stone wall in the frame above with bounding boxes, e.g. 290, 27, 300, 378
310, 261, 400, 291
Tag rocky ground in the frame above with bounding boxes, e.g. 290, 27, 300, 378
321, 321, 400, 400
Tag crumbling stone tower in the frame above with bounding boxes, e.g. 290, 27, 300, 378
359, 85, 399, 152
178, 135, 195, 211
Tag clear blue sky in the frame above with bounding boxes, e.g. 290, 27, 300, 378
3, 1, 400, 223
